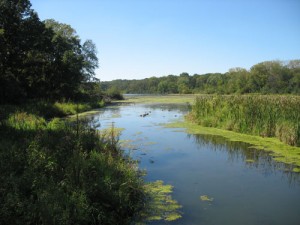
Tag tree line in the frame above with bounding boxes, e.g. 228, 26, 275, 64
101, 60, 300, 95
0, 0, 99, 104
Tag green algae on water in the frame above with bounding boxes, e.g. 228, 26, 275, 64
144, 141, 157, 146
293, 167, 300, 173
141, 180, 182, 223
200, 195, 214, 202
166, 121, 300, 171
245, 159, 255, 163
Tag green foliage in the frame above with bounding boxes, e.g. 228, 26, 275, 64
190, 95, 300, 146
6, 112, 46, 130
0, 100, 104, 122
0, 1, 99, 103
54, 102, 91, 115
0, 102, 184, 224
106, 87, 124, 100
101, 60, 300, 95
0, 112, 145, 225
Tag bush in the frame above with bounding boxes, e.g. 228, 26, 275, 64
106, 87, 124, 100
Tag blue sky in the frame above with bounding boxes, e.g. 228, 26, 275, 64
31, 0, 300, 81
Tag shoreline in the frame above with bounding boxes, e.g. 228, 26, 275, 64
166, 120, 300, 172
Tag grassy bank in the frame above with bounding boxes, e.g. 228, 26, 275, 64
0, 100, 105, 121
0, 109, 146, 224
0, 101, 182, 224
190, 95, 300, 146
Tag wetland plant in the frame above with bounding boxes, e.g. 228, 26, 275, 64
190, 95, 300, 146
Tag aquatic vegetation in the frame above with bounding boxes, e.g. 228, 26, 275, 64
144, 141, 157, 146
167, 121, 300, 170
133, 131, 143, 136
190, 95, 300, 146
141, 180, 182, 222
245, 159, 255, 163
119, 139, 139, 150
200, 195, 214, 202
293, 167, 300, 173
115, 94, 197, 104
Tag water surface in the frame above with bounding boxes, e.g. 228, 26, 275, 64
87, 103, 300, 225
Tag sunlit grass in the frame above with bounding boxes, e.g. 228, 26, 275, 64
115, 94, 198, 104
191, 95, 300, 146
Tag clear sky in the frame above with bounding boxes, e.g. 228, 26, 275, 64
30, 0, 300, 81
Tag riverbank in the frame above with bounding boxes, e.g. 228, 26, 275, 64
115, 94, 198, 104
85, 99, 300, 224
167, 120, 300, 172
0, 100, 145, 225
191, 95, 300, 147
0, 100, 105, 121
114, 94, 300, 172
0, 100, 183, 224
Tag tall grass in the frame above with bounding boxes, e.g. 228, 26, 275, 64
0, 104, 182, 224
190, 95, 300, 146
0, 100, 105, 121
0, 109, 145, 224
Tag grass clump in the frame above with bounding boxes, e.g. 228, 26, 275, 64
7, 112, 46, 130
190, 95, 300, 146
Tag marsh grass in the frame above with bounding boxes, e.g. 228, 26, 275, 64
117, 94, 197, 104
191, 95, 300, 146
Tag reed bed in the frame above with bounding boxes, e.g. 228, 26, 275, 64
191, 95, 300, 146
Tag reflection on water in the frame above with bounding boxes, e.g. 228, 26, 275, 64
85, 103, 300, 225
189, 134, 300, 186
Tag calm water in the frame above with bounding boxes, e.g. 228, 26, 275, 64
87, 103, 300, 225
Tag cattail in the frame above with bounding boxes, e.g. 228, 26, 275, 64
191, 95, 300, 146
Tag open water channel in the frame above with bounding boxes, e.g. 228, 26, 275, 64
85, 103, 300, 225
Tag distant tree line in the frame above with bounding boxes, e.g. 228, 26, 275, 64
0, 0, 99, 104
101, 60, 300, 95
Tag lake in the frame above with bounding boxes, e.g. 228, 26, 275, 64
86, 102, 300, 225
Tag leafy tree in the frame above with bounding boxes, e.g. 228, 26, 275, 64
44, 19, 84, 99
0, 0, 50, 102
177, 73, 191, 94
158, 80, 169, 94
82, 39, 99, 82
0, 1, 99, 104
226, 68, 249, 93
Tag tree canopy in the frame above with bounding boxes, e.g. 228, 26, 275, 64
0, 0, 99, 103
101, 60, 300, 95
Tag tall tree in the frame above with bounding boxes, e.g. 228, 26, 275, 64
0, 0, 47, 102
82, 39, 99, 82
